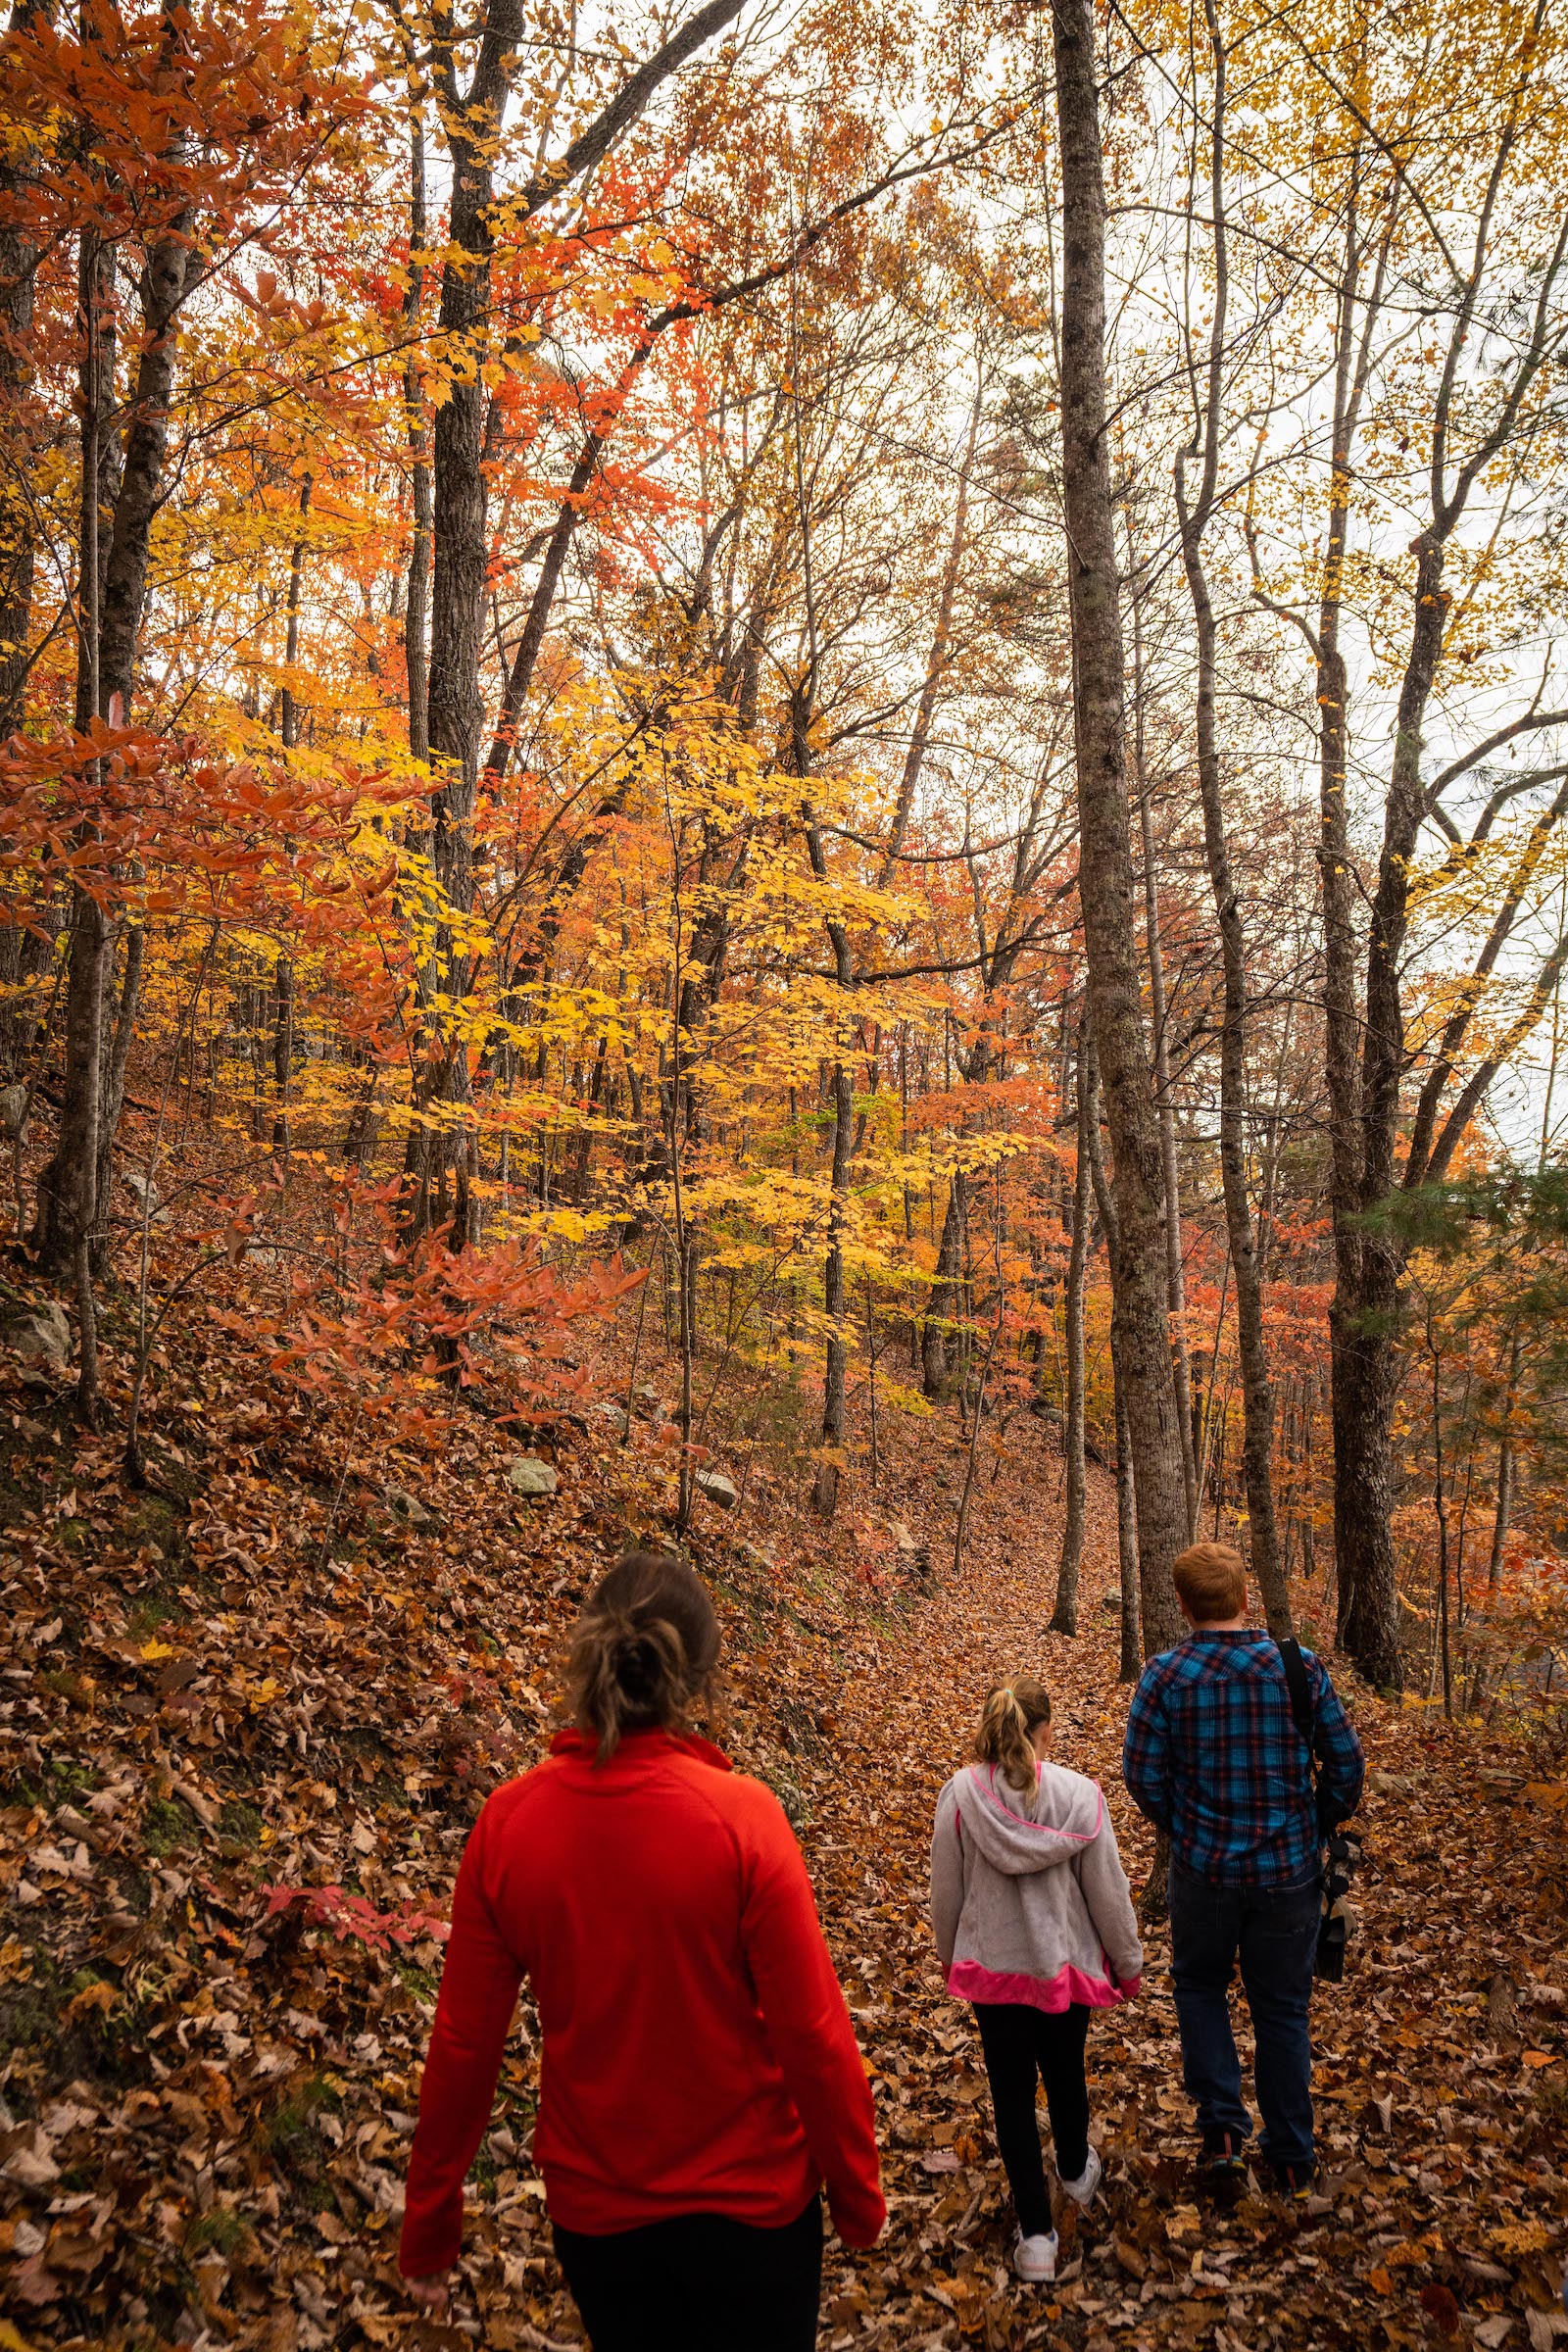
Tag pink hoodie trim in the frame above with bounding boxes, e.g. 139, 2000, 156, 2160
973, 1767, 1105, 1844
947, 1958, 1141, 2013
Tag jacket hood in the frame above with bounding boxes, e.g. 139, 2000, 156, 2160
953, 1760, 1103, 1878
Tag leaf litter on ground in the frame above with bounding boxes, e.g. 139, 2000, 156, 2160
0, 1304, 1565, 2352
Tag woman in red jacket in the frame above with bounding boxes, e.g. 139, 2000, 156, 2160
399, 1551, 884, 2349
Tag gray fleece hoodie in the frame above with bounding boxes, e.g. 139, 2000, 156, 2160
930, 1759, 1144, 2012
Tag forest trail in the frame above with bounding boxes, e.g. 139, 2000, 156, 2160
0, 1363, 1564, 2352
784, 1518, 1568, 2352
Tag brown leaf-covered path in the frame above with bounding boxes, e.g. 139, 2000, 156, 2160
784, 1502, 1567, 2352
1, 1375, 1564, 2352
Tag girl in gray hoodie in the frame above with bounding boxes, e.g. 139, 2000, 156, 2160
929, 1675, 1143, 2283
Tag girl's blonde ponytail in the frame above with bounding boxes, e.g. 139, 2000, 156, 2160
975, 1676, 1052, 1793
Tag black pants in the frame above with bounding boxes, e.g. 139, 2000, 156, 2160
1168, 1860, 1320, 2170
554, 2195, 823, 2352
973, 2000, 1091, 2238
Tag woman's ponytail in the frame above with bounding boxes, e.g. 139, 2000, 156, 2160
566, 1552, 721, 1763
975, 1675, 1052, 1793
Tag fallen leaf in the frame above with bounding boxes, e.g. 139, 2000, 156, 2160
1419, 2282, 1461, 2337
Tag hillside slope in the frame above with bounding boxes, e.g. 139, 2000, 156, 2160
1, 1312, 1565, 2352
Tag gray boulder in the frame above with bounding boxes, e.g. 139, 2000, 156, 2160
508, 1456, 559, 1498
694, 1468, 739, 1511
0, 1084, 27, 1142
123, 1169, 168, 1224
0, 1299, 71, 1375
1102, 1590, 1122, 1613
384, 1486, 438, 1532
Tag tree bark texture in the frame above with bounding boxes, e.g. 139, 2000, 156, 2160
1052, 0, 1185, 1654
1172, 8, 1289, 1636
403, 104, 430, 765
0, 0, 44, 735
37, 115, 191, 1273
802, 713, 856, 1518
1330, 536, 1447, 1684
97, 209, 190, 713
280, 476, 312, 752
1135, 690, 1197, 1536
34, 227, 116, 1274
1081, 1033, 1144, 1680
922, 1168, 966, 1399
814, 1058, 852, 1517
92, 916, 143, 1269
1050, 1011, 1092, 1635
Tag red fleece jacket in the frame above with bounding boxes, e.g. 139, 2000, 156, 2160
399, 1729, 884, 2274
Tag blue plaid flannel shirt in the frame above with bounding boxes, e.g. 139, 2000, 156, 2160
1122, 1631, 1364, 1887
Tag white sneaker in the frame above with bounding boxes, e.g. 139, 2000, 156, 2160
1060, 2147, 1102, 2209
1012, 2228, 1058, 2283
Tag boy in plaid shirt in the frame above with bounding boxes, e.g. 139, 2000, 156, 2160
1122, 1543, 1363, 2199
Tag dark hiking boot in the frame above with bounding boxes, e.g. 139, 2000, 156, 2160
1196, 2135, 1247, 2204
1271, 2160, 1320, 2203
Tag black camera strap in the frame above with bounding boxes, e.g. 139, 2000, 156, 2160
1277, 1635, 1316, 1755
1278, 1636, 1337, 1836
1276, 1637, 1360, 1981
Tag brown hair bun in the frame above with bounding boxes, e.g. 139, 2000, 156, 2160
567, 1551, 721, 1763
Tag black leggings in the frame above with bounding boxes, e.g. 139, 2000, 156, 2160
554, 2195, 823, 2352
973, 2000, 1092, 2238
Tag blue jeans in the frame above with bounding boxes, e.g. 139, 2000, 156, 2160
1167, 1860, 1320, 2171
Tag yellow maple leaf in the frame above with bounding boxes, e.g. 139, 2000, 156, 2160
1489, 2220, 1551, 2255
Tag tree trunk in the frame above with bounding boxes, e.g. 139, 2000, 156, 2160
410, 1, 743, 1242
1081, 1035, 1144, 1681
1171, 7, 1289, 1635
1052, 0, 1185, 1655
280, 476, 312, 751
1333, 540, 1448, 1686
92, 917, 143, 1270
482, 425, 607, 790
33, 227, 117, 1277
270, 953, 294, 1158
97, 208, 190, 714
1050, 1012, 1092, 1635
403, 104, 430, 766
72, 229, 117, 735
814, 1059, 852, 1516
1112, 1327, 1142, 1682
34, 892, 112, 1276
922, 1168, 966, 1398
799, 684, 856, 1518
0, 0, 44, 735
37, 152, 189, 1275
1487, 1334, 1521, 1595
1135, 704, 1197, 1536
